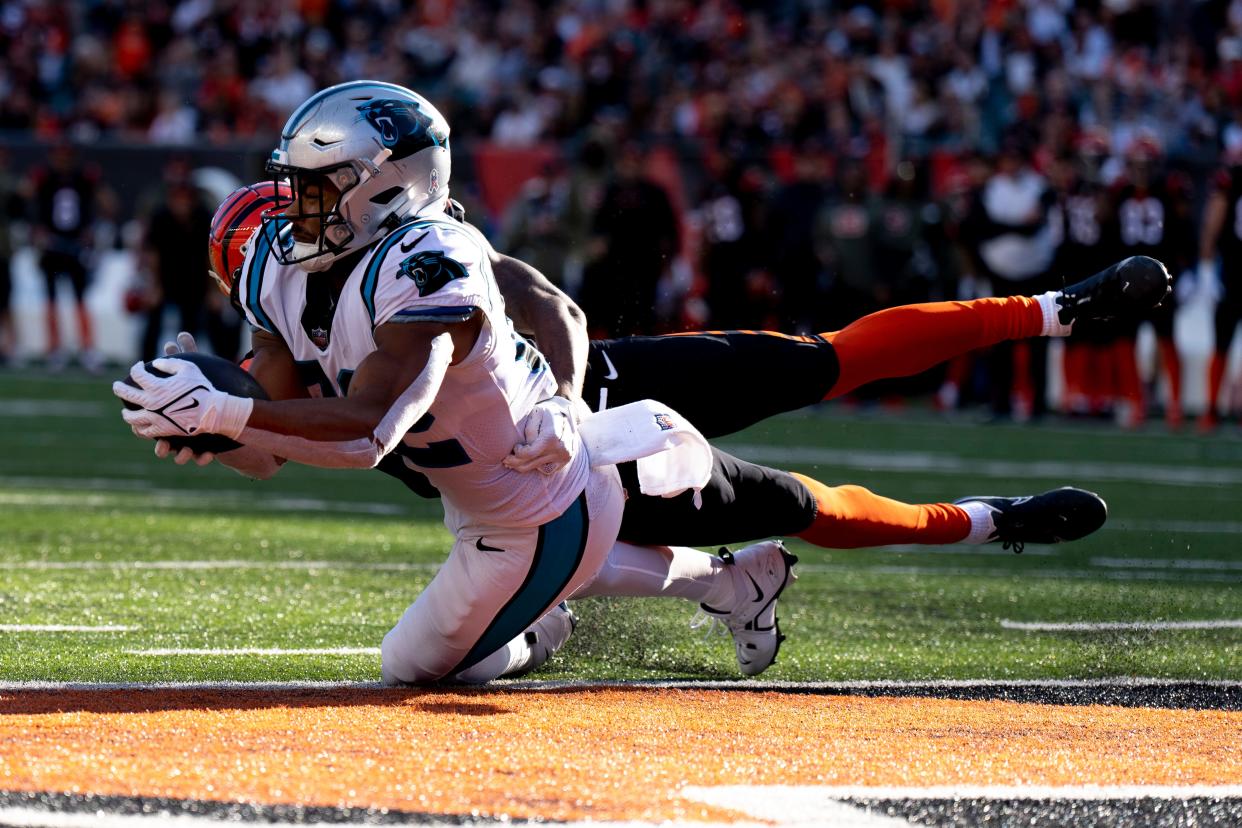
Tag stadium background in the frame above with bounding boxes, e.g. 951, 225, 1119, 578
2, 0, 1241, 421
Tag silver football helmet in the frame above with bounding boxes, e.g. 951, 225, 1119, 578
263, 80, 451, 271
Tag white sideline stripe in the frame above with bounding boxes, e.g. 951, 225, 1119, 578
1001, 619, 1242, 632
722, 442, 1242, 487
1093, 556, 1242, 571
0, 559, 435, 572
3, 677, 1239, 692
683, 786, 913, 826
0, 624, 134, 632
125, 647, 380, 657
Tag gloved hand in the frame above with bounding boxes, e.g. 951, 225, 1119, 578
152, 332, 215, 464
113, 357, 252, 441
503, 396, 586, 475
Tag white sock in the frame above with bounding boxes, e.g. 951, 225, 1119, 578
573, 542, 733, 606
959, 501, 999, 544
1036, 290, 1072, 337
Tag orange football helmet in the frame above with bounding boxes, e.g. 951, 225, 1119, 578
207, 181, 292, 296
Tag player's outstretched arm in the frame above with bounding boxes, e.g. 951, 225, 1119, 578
490, 250, 588, 401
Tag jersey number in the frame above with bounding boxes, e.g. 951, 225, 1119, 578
1119, 198, 1164, 247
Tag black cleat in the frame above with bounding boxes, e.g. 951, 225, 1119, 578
954, 487, 1108, 554
1056, 256, 1171, 329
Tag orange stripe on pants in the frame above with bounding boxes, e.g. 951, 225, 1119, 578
822, 297, 1044, 399
791, 474, 971, 549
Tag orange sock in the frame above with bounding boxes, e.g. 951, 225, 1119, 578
45, 305, 60, 353
76, 303, 94, 351
1208, 351, 1228, 416
791, 473, 971, 549
822, 297, 1044, 399
1157, 337, 1182, 414
1113, 338, 1143, 415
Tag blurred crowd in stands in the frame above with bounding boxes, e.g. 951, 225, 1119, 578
4, 0, 1242, 428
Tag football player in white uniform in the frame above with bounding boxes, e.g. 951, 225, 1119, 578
115, 81, 793, 683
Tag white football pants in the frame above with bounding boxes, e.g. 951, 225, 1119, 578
380, 465, 624, 684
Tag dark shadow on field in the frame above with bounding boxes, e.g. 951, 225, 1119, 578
1, 679, 1237, 714
0, 686, 514, 716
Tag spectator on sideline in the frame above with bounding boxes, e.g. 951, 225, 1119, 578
30, 143, 104, 373
579, 142, 678, 337
139, 175, 213, 362
969, 136, 1056, 421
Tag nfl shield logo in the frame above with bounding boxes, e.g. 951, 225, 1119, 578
429, 168, 439, 195
654, 413, 675, 431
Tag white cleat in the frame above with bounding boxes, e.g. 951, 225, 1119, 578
507, 601, 577, 679
694, 540, 798, 676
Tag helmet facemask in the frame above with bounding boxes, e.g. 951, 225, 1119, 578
264, 160, 367, 272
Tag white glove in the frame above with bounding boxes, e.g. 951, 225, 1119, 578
503, 396, 585, 474
154, 332, 211, 463
113, 358, 253, 441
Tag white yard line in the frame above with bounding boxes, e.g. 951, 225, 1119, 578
1092, 556, 1242, 570
721, 443, 1242, 487
0, 559, 434, 572
1001, 619, 1242, 632
793, 562, 1242, 584
0, 624, 134, 632
125, 647, 380, 657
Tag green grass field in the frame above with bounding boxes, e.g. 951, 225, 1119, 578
1, 368, 1239, 684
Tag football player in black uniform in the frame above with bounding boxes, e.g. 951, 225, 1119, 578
1049, 138, 1116, 417
1108, 137, 1193, 427
30, 142, 106, 372
1197, 152, 1242, 430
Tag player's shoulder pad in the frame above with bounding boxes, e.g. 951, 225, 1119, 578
360, 216, 492, 328
235, 224, 280, 334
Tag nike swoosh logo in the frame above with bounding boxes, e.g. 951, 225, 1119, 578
168, 398, 200, 416
400, 230, 430, 253
600, 351, 619, 381
475, 537, 504, 552
745, 572, 765, 604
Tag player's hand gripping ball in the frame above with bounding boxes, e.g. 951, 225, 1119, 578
116, 352, 269, 454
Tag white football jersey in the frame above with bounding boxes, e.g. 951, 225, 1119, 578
236, 215, 588, 530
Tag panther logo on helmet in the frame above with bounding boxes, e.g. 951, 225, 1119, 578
397, 249, 469, 297
355, 99, 447, 161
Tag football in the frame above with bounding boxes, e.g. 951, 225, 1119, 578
119, 352, 269, 454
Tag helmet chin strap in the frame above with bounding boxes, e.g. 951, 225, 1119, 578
292, 241, 336, 272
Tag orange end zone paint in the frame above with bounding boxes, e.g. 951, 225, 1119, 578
0, 688, 1238, 823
